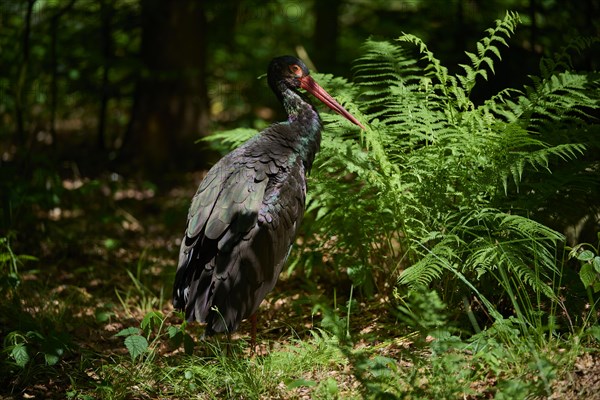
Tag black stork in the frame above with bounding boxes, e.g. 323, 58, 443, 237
173, 56, 364, 339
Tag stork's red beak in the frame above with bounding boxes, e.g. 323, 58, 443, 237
300, 76, 365, 130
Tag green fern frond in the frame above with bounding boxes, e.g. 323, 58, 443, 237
540, 36, 600, 78
400, 208, 562, 300
399, 236, 464, 289
396, 34, 451, 91
201, 127, 258, 151
458, 11, 520, 96
208, 13, 598, 326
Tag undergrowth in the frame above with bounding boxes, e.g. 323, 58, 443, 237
2, 11, 600, 399
198, 11, 600, 397
310, 12, 597, 305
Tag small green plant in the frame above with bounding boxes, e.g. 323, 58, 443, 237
3, 329, 72, 368
0, 235, 36, 295
570, 234, 600, 292
116, 310, 194, 361
568, 234, 600, 335
394, 285, 450, 338
0, 235, 64, 375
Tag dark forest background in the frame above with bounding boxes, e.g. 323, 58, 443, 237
1, 0, 597, 179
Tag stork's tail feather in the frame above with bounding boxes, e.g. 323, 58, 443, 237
172, 244, 194, 310
173, 249, 228, 335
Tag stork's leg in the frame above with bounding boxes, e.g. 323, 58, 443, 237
225, 331, 232, 356
249, 313, 257, 353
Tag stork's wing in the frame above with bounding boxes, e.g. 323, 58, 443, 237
173, 149, 306, 334
205, 159, 306, 334
173, 158, 268, 316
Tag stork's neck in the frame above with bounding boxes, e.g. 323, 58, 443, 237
281, 88, 312, 118
280, 87, 322, 171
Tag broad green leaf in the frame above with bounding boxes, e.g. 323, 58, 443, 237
124, 335, 148, 360
579, 263, 596, 288
95, 310, 113, 323
593, 256, 600, 273
115, 327, 140, 337
141, 311, 163, 334
578, 250, 595, 261
167, 325, 179, 339
45, 353, 60, 366
11, 343, 29, 367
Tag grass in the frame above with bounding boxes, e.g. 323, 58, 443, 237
79, 331, 351, 399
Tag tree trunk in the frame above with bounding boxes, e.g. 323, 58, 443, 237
124, 0, 210, 173
49, 0, 76, 147
313, 0, 341, 72
97, 0, 113, 151
15, 0, 36, 145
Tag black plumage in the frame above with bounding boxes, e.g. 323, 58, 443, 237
173, 56, 364, 335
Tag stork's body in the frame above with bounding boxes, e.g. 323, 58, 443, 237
173, 56, 363, 335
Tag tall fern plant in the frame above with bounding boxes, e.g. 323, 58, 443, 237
208, 12, 599, 327
303, 12, 598, 321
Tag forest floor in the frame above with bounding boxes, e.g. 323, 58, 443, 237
1, 166, 599, 399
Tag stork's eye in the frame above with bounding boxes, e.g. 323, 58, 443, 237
289, 64, 302, 76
